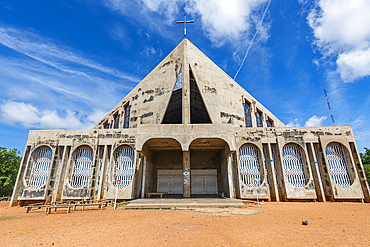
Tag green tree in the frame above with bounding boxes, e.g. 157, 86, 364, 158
0, 147, 21, 197
360, 147, 370, 185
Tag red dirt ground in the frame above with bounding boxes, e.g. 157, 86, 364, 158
1, 201, 369, 246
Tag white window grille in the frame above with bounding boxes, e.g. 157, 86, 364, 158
238, 144, 262, 187
325, 143, 352, 187
112, 146, 135, 188
282, 144, 307, 187
28, 147, 53, 189
69, 146, 94, 189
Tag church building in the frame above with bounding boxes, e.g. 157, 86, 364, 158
10, 38, 370, 206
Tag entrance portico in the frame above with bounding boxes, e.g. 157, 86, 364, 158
139, 136, 236, 198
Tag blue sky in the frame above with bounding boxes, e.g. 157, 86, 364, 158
1, 0, 370, 154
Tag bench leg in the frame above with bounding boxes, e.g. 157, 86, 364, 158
25, 207, 30, 213
47, 208, 51, 214
67, 207, 71, 213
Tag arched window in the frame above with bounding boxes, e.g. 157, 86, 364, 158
282, 144, 307, 187
113, 112, 120, 129
70, 146, 94, 188
28, 146, 53, 189
325, 143, 352, 187
238, 144, 262, 187
112, 146, 135, 188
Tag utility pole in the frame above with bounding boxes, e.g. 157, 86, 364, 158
324, 89, 335, 126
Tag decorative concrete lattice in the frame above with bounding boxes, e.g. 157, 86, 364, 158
70, 146, 94, 188
112, 146, 135, 188
28, 146, 53, 189
239, 144, 262, 187
325, 143, 352, 187
282, 144, 307, 187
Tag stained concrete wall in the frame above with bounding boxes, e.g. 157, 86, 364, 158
10, 124, 370, 205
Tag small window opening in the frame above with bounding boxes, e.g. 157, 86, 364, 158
103, 121, 109, 129
123, 104, 131, 128
266, 118, 274, 127
243, 100, 252, 127
113, 112, 120, 129
256, 110, 263, 127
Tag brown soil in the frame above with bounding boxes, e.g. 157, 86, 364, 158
1, 201, 369, 246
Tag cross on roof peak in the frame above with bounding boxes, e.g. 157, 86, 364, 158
176, 13, 194, 38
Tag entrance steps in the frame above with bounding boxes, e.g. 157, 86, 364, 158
125, 198, 247, 209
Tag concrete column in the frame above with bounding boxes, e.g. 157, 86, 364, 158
97, 145, 108, 200
227, 154, 235, 198
52, 145, 67, 203
141, 156, 147, 198
182, 40, 190, 124
183, 151, 191, 198
267, 143, 280, 202
9, 146, 30, 207
309, 142, 326, 202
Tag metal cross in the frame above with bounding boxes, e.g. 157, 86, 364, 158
176, 13, 194, 38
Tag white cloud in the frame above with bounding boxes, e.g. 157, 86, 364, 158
286, 118, 300, 127
106, 0, 269, 45
0, 101, 106, 129
307, 0, 370, 82
0, 26, 140, 82
304, 115, 327, 127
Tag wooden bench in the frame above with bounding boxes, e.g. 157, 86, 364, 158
0, 197, 10, 202
24, 203, 47, 213
46, 205, 75, 214
74, 202, 108, 211
146, 192, 166, 198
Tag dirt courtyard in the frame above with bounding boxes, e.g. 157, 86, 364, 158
1, 201, 369, 246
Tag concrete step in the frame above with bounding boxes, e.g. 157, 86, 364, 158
125, 198, 247, 209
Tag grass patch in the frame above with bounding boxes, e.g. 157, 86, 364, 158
0, 216, 19, 221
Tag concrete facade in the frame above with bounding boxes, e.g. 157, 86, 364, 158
10, 39, 370, 206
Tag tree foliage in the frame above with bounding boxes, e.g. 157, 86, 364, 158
360, 147, 370, 185
0, 147, 21, 197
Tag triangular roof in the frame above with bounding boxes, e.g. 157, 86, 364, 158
94, 39, 285, 129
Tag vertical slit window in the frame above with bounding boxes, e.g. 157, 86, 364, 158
243, 101, 252, 127
238, 144, 263, 187
113, 113, 120, 129
256, 110, 263, 127
103, 121, 109, 129
124, 104, 131, 128
112, 146, 135, 188
325, 143, 352, 187
266, 118, 274, 127
28, 146, 53, 189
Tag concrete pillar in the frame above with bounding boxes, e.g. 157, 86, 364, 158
182, 40, 190, 124
227, 154, 235, 198
97, 145, 108, 200
141, 156, 147, 198
183, 151, 191, 198
9, 146, 30, 207
308, 142, 326, 202
52, 145, 67, 203
267, 143, 280, 202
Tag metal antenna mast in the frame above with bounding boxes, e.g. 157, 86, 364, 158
324, 89, 335, 126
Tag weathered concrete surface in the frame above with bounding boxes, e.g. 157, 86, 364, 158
10, 38, 369, 206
